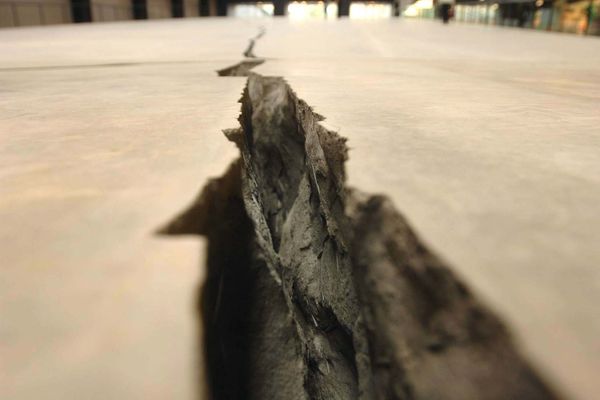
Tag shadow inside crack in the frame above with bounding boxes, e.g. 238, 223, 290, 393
159, 161, 258, 399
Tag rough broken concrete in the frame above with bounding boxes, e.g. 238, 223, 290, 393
348, 193, 557, 400
163, 73, 560, 400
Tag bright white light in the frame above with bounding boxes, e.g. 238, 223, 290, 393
230, 3, 274, 18
403, 0, 433, 17
232, 1, 391, 20
349, 2, 392, 19
326, 2, 338, 19
287, 2, 328, 19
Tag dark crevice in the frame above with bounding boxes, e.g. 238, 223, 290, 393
216, 26, 266, 77
243, 26, 266, 58
159, 73, 562, 400
216, 59, 265, 77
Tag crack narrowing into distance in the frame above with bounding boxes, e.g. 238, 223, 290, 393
216, 59, 265, 77
217, 26, 267, 77
243, 26, 266, 58
159, 69, 561, 400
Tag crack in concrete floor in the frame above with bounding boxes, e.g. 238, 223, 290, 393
160, 63, 562, 400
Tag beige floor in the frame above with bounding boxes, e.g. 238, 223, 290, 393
1, 18, 599, 400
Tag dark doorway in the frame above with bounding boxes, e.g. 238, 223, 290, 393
172, 0, 184, 17
132, 0, 148, 19
71, 0, 92, 22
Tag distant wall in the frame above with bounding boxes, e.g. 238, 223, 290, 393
146, 0, 170, 18
184, 0, 197, 16
91, 0, 132, 21
1, 0, 200, 27
0, 0, 71, 27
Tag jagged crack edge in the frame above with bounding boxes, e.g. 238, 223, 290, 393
159, 70, 562, 400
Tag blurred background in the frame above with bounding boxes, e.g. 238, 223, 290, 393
1, 0, 599, 36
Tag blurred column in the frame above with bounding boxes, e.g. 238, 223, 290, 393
216, 0, 226, 15
132, 0, 147, 19
273, 0, 287, 15
338, 0, 350, 16
393, 0, 400, 17
71, 0, 92, 22
172, 0, 184, 17
199, 0, 209, 15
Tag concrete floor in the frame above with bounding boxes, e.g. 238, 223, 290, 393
1, 18, 599, 400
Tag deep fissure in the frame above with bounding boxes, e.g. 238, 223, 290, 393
161, 73, 561, 400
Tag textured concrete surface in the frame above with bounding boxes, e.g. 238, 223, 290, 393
1, 18, 599, 400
